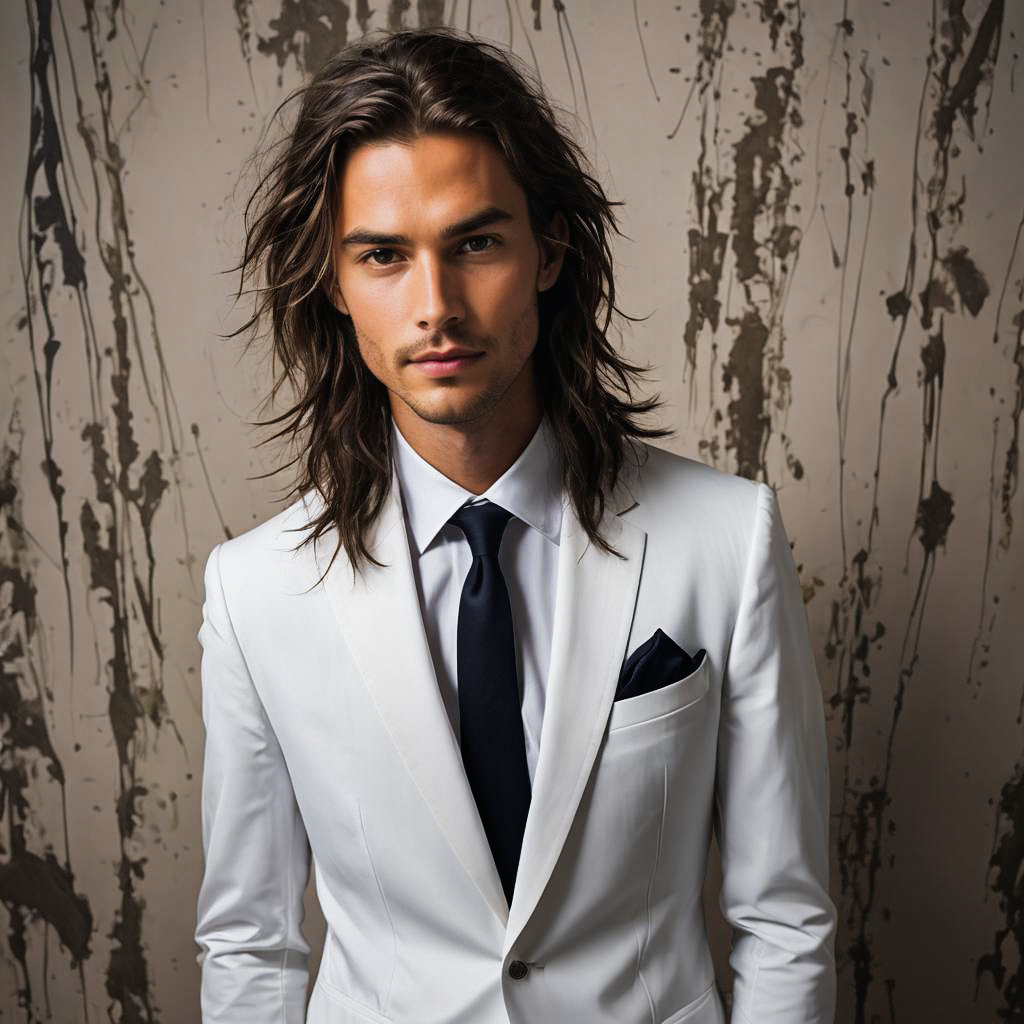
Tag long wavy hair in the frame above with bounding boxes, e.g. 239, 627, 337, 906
231, 27, 669, 576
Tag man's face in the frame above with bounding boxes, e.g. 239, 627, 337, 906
329, 131, 565, 432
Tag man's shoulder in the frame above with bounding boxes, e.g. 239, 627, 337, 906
627, 440, 762, 513
211, 489, 323, 583
622, 442, 768, 576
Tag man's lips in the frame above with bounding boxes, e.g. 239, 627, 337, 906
409, 349, 484, 377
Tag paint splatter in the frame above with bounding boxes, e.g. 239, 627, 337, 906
0, 406, 92, 1020
417, 0, 446, 26
74, 0, 188, 980
829, 3, 1005, 1019
832, 27, 878, 605
681, 0, 735, 413
550, 2, 595, 137
963, 417, 1000, 692
22, 0, 88, 676
999, 299, 1024, 550
231, 0, 260, 97
191, 425, 234, 542
16, 0, 194, 1014
681, 3, 804, 483
992, 208, 1023, 552
943, 246, 991, 317
977, 756, 1024, 1019
388, 0, 412, 30
722, 37, 804, 482
258, 0, 352, 84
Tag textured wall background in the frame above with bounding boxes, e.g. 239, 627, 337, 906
1, 1, 1021, 1021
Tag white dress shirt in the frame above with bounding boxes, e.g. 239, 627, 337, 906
391, 416, 563, 786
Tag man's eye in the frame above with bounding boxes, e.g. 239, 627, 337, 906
461, 235, 497, 253
359, 237, 496, 265
362, 249, 400, 265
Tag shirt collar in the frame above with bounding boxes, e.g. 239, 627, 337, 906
392, 415, 564, 555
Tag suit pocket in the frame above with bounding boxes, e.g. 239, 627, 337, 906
607, 651, 710, 732
661, 981, 722, 1023
313, 797, 397, 1016
311, 975, 393, 1022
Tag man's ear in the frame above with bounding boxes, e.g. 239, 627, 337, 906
322, 270, 350, 316
536, 211, 569, 294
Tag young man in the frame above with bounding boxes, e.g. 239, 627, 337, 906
195, 28, 836, 1024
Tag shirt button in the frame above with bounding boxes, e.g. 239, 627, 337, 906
508, 959, 530, 980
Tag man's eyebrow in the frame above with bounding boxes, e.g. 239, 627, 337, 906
338, 206, 516, 248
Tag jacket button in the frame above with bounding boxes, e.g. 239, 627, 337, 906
508, 959, 530, 980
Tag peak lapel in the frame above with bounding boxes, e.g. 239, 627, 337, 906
504, 496, 647, 954
317, 484, 509, 925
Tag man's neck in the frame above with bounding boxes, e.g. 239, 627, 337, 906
391, 395, 543, 496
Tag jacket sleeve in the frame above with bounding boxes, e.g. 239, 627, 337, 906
714, 483, 837, 1023
195, 542, 312, 1022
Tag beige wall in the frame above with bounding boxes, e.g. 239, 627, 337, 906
1, 1, 1021, 1021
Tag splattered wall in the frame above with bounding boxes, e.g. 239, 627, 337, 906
0, 1, 1021, 1021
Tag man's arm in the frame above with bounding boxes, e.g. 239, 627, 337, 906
714, 482, 837, 1024
195, 542, 312, 1022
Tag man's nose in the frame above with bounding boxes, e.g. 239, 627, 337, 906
412, 254, 464, 332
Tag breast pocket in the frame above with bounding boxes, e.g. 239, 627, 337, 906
607, 651, 711, 732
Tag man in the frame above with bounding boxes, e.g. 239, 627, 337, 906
195, 27, 836, 1024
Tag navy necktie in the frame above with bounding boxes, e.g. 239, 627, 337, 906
449, 500, 531, 906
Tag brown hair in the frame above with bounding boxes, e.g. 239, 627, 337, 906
231, 27, 668, 575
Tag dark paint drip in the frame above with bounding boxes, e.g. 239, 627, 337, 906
826, 0, 918, 780
976, 757, 1024, 1019
258, 0, 352, 84
667, 0, 736, 141
839, 319, 956, 1022
838, 470, 955, 1024
1000, 308, 1023, 550
820, 41, 884, 949
0, 407, 92, 1021
355, 0, 373, 34
72, 0, 195, 1016
19, 0, 123, 1010
632, 0, 660, 103
833, 16, 878, 605
75, 330, 168, 1023
992, 208, 1023, 550
79, 425, 157, 1024
551, 2, 595, 138
932, 0, 1004, 151
417, 0, 445, 27
943, 246, 990, 317
721, 40, 803, 483
831, 4, 1004, 1017
387, 0, 412, 30
231, 0, 259, 97
682, 0, 734, 406
721, 310, 769, 480
191, 424, 234, 541
22, 0, 88, 677
918, 0, 1001, 334
963, 417, 1000, 692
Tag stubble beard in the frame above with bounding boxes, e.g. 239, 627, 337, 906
356, 301, 540, 428
398, 373, 513, 426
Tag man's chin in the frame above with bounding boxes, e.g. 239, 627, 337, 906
398, 390, 500, 427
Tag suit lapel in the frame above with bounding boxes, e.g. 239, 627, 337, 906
318, 482, 510, 925
504, 494, 647, 954
316, 457, 648, 943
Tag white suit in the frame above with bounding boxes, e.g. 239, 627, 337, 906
195, 440, 836, 1023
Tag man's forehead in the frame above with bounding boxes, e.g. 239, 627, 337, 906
336, 132, 528, 232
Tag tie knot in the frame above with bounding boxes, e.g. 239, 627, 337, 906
450, 501, 514, 558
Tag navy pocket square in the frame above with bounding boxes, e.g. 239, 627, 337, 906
615, 629, 706, 702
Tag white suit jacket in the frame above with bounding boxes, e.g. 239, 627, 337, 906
195, 441, 836, 1024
